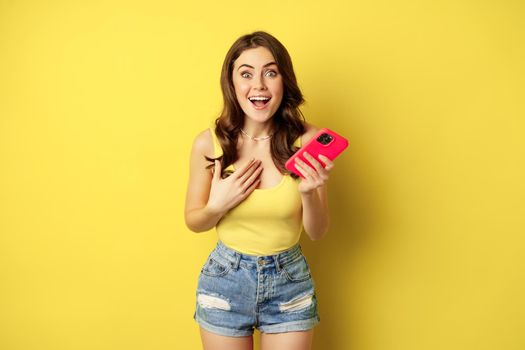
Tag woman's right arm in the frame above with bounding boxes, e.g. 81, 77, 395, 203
184, 129, 222, 232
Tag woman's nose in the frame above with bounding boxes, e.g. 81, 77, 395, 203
253, 75, 267, 90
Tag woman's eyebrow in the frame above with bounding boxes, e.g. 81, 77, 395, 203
237, 62, 277, 70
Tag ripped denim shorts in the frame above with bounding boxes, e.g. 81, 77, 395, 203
193, 240, 320, 337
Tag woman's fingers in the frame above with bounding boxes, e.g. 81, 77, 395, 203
295, 158, 318, 179
293, 161, 306, 178
234, 158, 258, 179
300, 153, 334, 182
318, 154, 334, 171
241, 177, 261, 198
239, 160, 262, 184
241, 164, 263, 192
302, 152, 324, 173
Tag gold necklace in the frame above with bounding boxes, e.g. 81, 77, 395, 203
240, 128, 273, 141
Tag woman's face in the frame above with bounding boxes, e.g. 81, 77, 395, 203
232, 46, 284, 124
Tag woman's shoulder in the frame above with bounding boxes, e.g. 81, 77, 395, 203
300, 122, 320, 145
191, 127, 214, 158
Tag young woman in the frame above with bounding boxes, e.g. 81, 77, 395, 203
184, 31, 336, 350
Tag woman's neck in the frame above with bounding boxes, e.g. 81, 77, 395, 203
241, 120, 273, 139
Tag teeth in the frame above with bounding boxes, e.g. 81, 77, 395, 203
249, 96, 271, 101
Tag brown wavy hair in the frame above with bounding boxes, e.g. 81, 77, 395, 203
205, 31, 306, 179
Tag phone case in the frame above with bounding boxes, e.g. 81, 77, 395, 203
285, 128, 349, 178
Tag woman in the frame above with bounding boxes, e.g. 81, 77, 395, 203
184, 31, 335, 350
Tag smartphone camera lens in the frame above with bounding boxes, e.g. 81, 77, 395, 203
316, 133, 333, 145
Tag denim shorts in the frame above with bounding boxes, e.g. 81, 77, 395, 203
193, 240, 320, 337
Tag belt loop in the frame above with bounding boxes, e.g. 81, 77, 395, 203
232, 252, 241, 270
273, 254, 282, 272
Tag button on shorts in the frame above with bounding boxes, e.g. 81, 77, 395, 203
193, 240, 320, 337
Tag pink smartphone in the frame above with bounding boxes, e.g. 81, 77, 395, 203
285, 128, 349, 178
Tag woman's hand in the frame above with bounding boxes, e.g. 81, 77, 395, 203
294, 152, 334, 194
205, 158, 263, 215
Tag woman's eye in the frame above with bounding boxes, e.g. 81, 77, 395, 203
240, 70, 277, 78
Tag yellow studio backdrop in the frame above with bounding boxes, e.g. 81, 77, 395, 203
0, 0, 523, 349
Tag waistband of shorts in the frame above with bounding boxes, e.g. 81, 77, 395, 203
213, 240, 303, 268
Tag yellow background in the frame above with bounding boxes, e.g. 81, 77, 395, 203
1, 0, 524, 349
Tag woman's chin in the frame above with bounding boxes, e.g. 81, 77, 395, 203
244, 114, 274, 124
242, 107, 276, 120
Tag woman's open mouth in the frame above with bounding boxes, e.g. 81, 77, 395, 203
248, 96, 271, 110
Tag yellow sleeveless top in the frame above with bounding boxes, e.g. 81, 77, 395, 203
210, 126, 304, 255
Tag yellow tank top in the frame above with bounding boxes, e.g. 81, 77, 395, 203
210, 126, 304, 255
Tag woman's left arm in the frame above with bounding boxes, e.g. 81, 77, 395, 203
300, 182, 330, 240
294, 125, 335, 240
